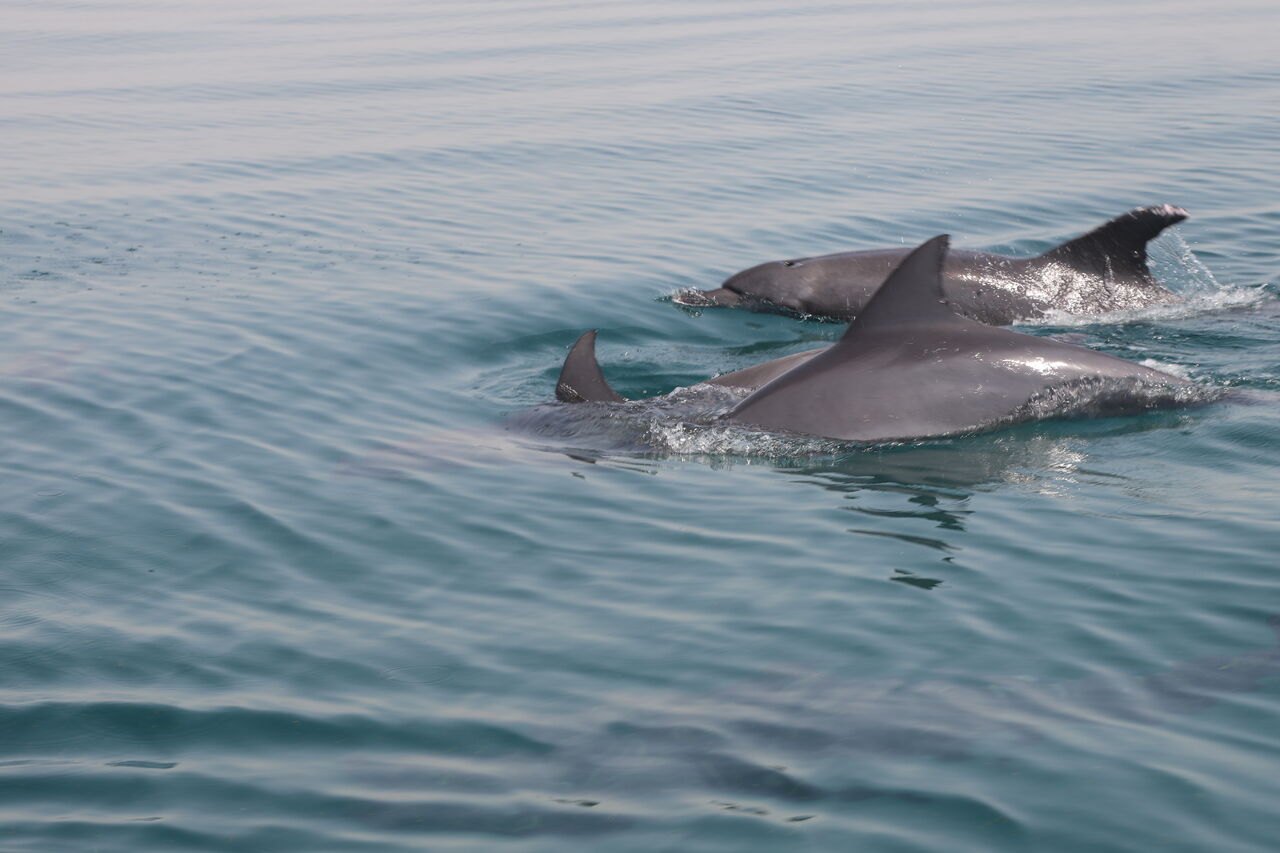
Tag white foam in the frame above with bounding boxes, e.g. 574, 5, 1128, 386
1035, 285, 1264, 328
1031, 233, 1266, 328
513, 371, 1218, 459
1137, 359, 1195, 380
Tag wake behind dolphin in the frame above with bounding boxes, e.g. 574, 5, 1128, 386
550, 236, 1210, 447
675, 206, 1189, 324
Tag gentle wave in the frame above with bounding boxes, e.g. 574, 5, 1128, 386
5, 0, 1280, 851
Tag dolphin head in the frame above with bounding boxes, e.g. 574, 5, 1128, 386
724, 258, 804, 292
716, 258, 820, 314
673, 258, 811, 312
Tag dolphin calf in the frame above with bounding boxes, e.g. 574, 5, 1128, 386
675, 205, 1189, 324
556, 236, 1199, 442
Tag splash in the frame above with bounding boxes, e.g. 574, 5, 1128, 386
511, 373, 1219, 459
1137, 358, 1196, 380
511, 383, 859, 457
1005, 376, 1220, 424
1036, 233, 1265, 328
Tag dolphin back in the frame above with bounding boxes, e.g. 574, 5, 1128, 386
1038, 204, 1189, 282
556, 331, 625, 403
725, 234, 1193, 441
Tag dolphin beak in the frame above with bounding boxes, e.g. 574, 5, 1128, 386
672, 287, 743, 308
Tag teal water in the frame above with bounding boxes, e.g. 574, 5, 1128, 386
3, 1, 1279, 850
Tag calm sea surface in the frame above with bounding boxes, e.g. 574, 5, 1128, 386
3, 1, 1279, 850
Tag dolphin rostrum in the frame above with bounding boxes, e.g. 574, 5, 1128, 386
556, 236, 1199, 442
675, 206, 1189, 324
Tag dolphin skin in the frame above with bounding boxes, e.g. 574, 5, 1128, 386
722, 235, 1193, 441
555, 331, 825, 403
675, 206, 1188, 324
556, 236, 1196, 442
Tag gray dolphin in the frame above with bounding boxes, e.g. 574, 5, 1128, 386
675, 205, 1189, 324
555, 331, 823, 403
556, 236, 1198, 442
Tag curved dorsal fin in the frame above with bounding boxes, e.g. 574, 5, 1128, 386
840, 234, 954, 341
556, 330, 626, 403
1039, 205, 1188, 280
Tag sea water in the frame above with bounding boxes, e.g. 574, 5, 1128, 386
2, 1, 1279, 850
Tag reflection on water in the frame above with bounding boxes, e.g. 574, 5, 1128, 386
503, 615, 1280, 833
513, 410, 1207, 578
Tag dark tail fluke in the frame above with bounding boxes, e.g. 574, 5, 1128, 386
1039, 205, 1189, 281
555, 331, 625, 403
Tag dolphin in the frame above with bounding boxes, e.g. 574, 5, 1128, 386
555, 331, 823, 403
555, 236, 1199, 442
674, 205, 1189, 324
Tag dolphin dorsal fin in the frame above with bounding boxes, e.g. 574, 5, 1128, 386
1039, 205, 1188, 280
556, 330, 626, 403
841, 234, 955, 341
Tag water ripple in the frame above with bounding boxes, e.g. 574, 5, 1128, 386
3, 0, 1280, 850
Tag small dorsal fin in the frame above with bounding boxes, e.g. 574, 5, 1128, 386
556, 331, 625, 403
1039, 205, 1188, 280
840, 234, 954, 341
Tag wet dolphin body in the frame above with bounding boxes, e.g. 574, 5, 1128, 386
676, 206, 1189, 324
556, 236, 1196, 442
724, 235, 1195, 441
554, 331, 824, 403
